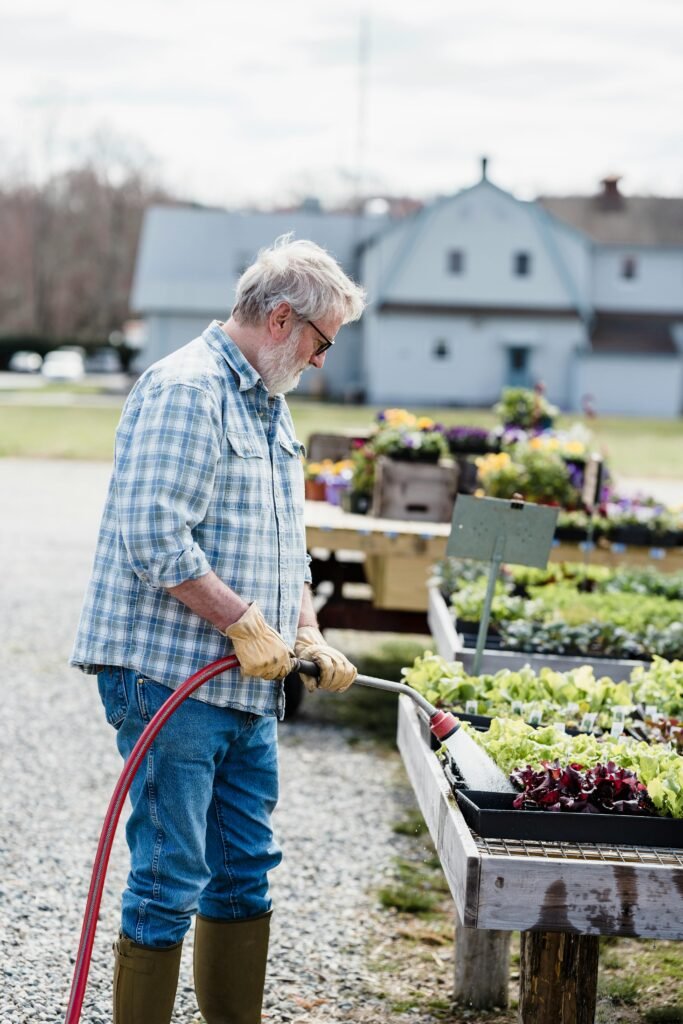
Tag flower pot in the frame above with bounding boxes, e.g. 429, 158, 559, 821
554, 526, 589, 543
324, 479, 349, 506
305, 479, 327, 501
342, 490, 372, 514
447, 437, 500, 456
609, 525, 655, 547
388, 451, 441, 464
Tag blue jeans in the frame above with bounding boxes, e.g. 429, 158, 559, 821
97, 667, 282, 948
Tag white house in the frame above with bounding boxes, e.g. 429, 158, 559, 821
360, 169, 683, 416
131, 168, 683, 416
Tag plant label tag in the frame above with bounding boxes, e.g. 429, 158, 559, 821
511, 701, 524, 715
527, 709, 542, 726
580, 712, 598, 732
566, 702, 579, 716
465, 700, 478, 715
553, 722, 566, 734
645, 705, 660, 721
612, 706, 626, 723
610, 721, 625, 738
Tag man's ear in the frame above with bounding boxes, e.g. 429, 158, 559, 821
269, 301, 292, 340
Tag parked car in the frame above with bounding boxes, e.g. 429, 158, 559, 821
41, 348, 86, 382
8, 350, 43, 373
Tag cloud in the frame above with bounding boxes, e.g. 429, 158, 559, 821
0, 0, 681, 203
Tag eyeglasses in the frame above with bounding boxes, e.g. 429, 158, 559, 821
305, 319, 336, 356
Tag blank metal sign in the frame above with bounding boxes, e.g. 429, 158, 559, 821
446, 494, 558, 568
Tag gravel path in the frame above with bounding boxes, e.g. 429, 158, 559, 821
0, 459, 420, 1024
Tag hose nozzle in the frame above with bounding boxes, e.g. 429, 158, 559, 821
428, 709, 460, 741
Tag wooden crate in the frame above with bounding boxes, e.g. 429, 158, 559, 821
364, 553, 433, 611
372, 457, 459, 523
306, 431, 369, 462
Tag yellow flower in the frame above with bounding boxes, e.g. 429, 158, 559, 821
475, 452, 510, 478
417, 416, 434, 430
383, 407, 416, 427
564, 441, 586, 455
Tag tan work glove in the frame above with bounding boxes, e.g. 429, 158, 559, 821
223, 603, 296, 680
294, 626, 357, 694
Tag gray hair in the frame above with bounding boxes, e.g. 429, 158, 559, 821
232, 234, 366, 327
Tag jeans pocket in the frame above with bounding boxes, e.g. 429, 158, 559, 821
97, 667, 129, 729
135, 675, 174, 724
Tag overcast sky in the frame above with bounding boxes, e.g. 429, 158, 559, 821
1, 0, 682, 207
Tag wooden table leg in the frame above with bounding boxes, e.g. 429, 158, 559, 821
519, 931, 599, 1024
453, 922, 511, 1008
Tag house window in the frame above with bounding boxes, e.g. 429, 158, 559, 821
447, 250, 465, 274
513, 251, 532, 276
433, 339, 450, 359
621, 255, 638, 280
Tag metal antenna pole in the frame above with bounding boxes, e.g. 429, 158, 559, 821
354, 8, 371, 215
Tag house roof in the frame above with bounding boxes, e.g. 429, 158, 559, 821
131, 205, 384, 314
539, 180, 683, 246
590, 312, 678, 354
364, 178, 591, 321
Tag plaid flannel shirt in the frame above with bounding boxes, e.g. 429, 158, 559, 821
70, 321, 311, 718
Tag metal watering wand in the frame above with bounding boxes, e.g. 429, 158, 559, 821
64, 656, 459, 1023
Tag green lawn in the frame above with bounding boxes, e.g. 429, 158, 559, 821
0, 397, 681, 477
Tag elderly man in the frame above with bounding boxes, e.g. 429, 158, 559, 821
70, 235, 367, 1023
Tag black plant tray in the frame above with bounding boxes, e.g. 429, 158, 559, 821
454, 789, 683, 849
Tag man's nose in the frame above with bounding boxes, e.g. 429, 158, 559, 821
309, 351, 326, 370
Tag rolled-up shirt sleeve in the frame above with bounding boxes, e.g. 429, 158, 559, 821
115, 382, 222, 588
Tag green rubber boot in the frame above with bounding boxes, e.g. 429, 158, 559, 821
113, 933, 183, 1024
193, 911, 272, 1024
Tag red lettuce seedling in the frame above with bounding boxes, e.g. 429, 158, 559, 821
510, 759, 656, 815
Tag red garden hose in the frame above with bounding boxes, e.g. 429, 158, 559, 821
64, 654, 239, 1024
63, 656, 456, 1023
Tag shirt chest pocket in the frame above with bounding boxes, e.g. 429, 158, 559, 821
224, 430, 267, 509
276, 431, 306, 510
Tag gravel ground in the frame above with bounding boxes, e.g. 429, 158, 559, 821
0, 459, 425, 1024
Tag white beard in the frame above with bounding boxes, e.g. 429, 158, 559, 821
259, 329, 307, 395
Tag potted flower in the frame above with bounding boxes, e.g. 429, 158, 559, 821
304, 460, 331, 501
475, 445, 579, 508
494, 386, 559, 431
343, 442, 376, 514
372, 411, 448, 464
443, 425, 501, 456
321, 459, 354, 506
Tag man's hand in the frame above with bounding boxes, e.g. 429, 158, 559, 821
294, 626, 357, 693
224, 603, 296, 680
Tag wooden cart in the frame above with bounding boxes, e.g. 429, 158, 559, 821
305, 500, 683, 630
398, 695, 683, 1022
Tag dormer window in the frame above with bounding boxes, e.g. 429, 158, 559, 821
621, 255, 638, 280
447, 250, 465, 274
513, 251, 532, 276
433, 339, 450, 359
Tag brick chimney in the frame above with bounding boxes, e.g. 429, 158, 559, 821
596, 175, 625, 211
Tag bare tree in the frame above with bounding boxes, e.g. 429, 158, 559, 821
0, 144, 175, 344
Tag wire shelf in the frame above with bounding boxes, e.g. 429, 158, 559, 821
472, 833, 683, 867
